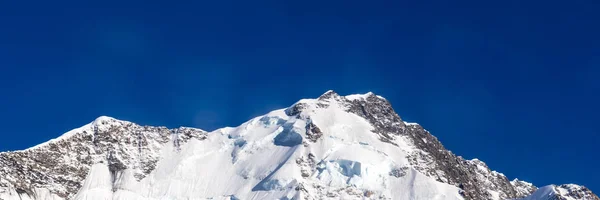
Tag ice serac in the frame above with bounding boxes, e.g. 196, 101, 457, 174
0, 90, 596, 200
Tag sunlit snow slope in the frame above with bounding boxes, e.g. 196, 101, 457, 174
0, 91, 596, 200
514, 184, 599, 200
70, 92, 461, 199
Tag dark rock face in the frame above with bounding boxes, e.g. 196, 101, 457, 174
296, 153, 317, 179
0, 134, 93, 198
285, 102, 306, 117
288, 90, 536, 200
512, 179, 538, 198
0, 117, 207, 199
304, 120, 322, 143
344, 93, 522, 200
400, 123, 525, 200
1, 91, 597, 200
554, 185, 600, 200
346, 93, 406, 146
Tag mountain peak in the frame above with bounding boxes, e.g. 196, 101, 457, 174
317, 89, 340, 100
345, 91, 385, 101
21, 116, 128, 152
93, 115, 116, 123
316, 90, 387, 105
0, 91, 595, 200
286, 91, 392, 119
91, 115, 127, 126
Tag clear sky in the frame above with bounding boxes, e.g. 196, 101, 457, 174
1, 0, 598, 193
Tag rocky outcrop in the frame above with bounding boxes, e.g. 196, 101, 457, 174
306, 91, 531, 200
553, 184, 599, 200
346, 93, 406, 145
0, 91, 596, 200
512, 179, 538, 198
0, 117, 206, 199
304, 120, 322, 143
516, 184, 599, 200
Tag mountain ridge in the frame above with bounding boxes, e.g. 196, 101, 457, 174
0, 90, 596, 200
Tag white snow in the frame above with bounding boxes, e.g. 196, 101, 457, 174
73, 163, 115, 200
489, 189, 501, 200
5, 91, 579, 200
345, 92, 386, 101
24, 116, 123, 151
25, 124, 93, 151
345, 93, 371, 101
404, 121, 420, 126
47, 93, 462, 200
0, 187, 63, 200
515, 185, 556, 200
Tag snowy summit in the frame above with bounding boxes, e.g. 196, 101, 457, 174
0, 90, 597, 200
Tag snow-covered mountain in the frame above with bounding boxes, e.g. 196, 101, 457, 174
0, 90, 596, 200
515, 184, 598, 200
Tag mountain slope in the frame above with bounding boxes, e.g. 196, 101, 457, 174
515, 184, 598, 200
0, 91, 596, 200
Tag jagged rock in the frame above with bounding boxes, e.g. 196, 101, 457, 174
304, 120, 322, 143
389, 166, 409, 178
516, 184, 600, 200
512, 179, 538, 198
554, 184, 599, 200
0, 116, 207, 199
0, 91, 595, 200
285, 102, 307, 117
346, 93, 406, 145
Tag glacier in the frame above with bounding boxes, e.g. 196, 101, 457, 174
0, 90, 596, 200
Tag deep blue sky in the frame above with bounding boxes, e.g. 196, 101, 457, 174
1, 0, 598, 193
